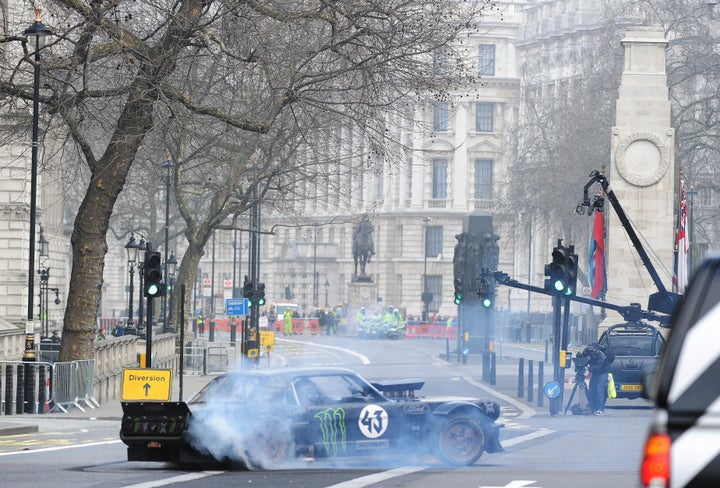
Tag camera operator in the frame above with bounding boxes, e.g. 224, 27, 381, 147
583, 343, 611, 415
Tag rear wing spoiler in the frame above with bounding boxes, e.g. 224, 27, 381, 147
371, 379, 425, 400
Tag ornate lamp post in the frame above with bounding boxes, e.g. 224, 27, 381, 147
421, 216, 431, 322
324, 279, 330, 308
162, 156, 176, 329
137, 237, 147, 334
22, 8, 52, 362
125, 233, 139, 332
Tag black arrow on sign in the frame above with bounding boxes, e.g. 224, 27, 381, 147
144, 383, 151, 396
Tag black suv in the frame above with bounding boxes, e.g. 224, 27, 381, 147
598, 322, 665, 399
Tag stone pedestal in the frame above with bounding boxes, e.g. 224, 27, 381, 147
347, 281, 378, 335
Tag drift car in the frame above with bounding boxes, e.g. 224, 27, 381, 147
120, 367, 503, 469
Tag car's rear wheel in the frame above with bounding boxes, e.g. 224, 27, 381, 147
245, 417, 292, 470
436, 415, 486, 466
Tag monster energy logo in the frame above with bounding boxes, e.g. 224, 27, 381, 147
314, 407, 347, 455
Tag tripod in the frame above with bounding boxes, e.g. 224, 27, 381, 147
564, 367, 591, 415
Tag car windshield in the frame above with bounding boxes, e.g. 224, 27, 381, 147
605, 331, 664, 356
189, 374, 263, 404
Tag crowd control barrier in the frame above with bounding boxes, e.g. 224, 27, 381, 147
52, 360, 99, 413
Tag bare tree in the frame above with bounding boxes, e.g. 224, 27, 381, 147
0, 0, 495, 359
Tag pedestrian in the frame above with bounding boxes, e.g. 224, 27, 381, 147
356, 307, 367, 327
585, 343, 611, 415
197, 313, 205, 336
96, 328, 106, 341
50, 330, 61, 343
283, 308, 293, 336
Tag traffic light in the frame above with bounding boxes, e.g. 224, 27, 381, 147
243, 278, 255, 307
143, 251, 165, 297
256, 282, 266, 306
453, 277, 464, 305
544, 243, 578, 296
478, 270, 494, 308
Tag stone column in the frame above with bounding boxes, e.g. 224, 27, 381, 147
605, 27, 675, 325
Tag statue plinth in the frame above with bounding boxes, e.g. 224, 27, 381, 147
351, 275, 373, 283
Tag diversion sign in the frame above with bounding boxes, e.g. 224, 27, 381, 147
121, 368, 173, 401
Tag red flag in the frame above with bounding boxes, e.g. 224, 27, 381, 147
589, 208, 606, 299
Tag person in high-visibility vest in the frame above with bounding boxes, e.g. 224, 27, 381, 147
356, 307, 367, 326
283, 308, 294, 336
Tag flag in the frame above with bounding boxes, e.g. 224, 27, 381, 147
588, 205, 607, 300
673, 181, 688, 293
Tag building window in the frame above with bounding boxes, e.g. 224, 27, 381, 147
433, 102, 449, 131
432, 159, 447, 199
478, 44, 496, 76
427, 275, 442, 312
698, 187, 713, 207
474, 159, 493, 199
476, 102, 494, 132
425, 225, 443, 257
434, 51, 447, 76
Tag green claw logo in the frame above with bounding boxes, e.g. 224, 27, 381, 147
314, 407, 347, 455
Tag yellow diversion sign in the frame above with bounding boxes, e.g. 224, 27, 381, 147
121, 368, 173, 401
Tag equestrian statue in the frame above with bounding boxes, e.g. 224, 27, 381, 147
352, 214, 375, 281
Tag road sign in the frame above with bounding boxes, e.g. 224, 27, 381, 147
224, 279, 233, 289
203, 277, 211, 287
544, 381, 561, 399
121, 368, 172, 401
226, 297, 249, 316
260, 330, 275, 351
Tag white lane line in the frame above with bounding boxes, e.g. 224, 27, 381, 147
325, 466, 426, 488
501, 429, 554, 448
0, 439, 122, 456
463, 376, 537, 420
278, 338, 371, 364
121, 471, 224, 488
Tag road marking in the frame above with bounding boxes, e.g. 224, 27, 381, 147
479, 481, 541, 488
0, 439, 122, 456
325, 466, 426, 487
463, 376, 537, 419
279, 338, 371, 364
121, 471, 224, 487
501, 429, 554, 448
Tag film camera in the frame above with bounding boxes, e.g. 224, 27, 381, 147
572, 345, 598, 372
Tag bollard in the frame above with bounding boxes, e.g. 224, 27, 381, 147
5, 365, 13, 415
445, 337, 450, 361
24, 363, 35, 414
490, 352, 496, 385
38, 366, 46, 414
16, 364, 24, 415
209, 321, 215, 342
527, 360, 534, 403
537, 361, 545, 408
517, 358, 525, 398
230, 320, 237, 344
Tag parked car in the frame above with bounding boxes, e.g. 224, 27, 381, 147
598, 322, 665, 399
640, 257, 720, 487
120, 367, 503, 469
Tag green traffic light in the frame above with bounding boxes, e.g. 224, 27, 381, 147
553, 279, 565, 292
564, 287, 573, 296
258, 297, 266, 306
146, 283, 160, 297
482, 297, 492, 308
454, 294, 462, 305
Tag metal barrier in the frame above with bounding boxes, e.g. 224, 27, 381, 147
180, 341, 238, 375
49, 360, 99, 413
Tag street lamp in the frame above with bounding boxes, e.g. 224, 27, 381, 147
324, 279, 330, 308
125, 233, 139, 332
421, 216, 431, 322
312, 222, 319, 309
162, 155, 176, 331
23, 8, 52, 362
166, 252, 178, 331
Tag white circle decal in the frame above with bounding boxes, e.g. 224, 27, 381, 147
358, 405, 388, 438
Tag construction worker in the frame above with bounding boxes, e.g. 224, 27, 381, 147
283, 308, 294, 336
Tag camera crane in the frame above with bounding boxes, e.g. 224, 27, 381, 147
575, 170, 681, 320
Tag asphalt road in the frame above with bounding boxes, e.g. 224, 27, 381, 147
0, 335, 653, 488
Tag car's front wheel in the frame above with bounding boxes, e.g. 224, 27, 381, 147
436, 415, 486, 466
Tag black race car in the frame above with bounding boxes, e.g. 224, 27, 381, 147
120, 367, 503, 469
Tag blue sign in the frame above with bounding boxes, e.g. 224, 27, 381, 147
226, 298, 249, 316
544, 381, 561, 399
